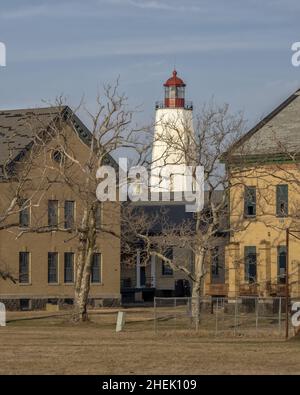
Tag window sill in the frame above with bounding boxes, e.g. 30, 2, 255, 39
47, 283, 60, 286
244, 215, 256, 219
19, 283, 32, 286
91, 282, 103, 285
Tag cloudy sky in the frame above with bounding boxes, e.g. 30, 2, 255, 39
0, 0, 300, 128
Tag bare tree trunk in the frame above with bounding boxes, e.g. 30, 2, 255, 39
74, 285, 89, 321
73, 207, 96, 322
191, 247, 205, 329
73, 243, 93, 322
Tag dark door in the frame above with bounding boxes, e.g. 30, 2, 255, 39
140, 266, 146, 287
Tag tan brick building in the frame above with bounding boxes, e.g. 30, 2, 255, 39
223, 88, 300, 299
0, 107, 121, 310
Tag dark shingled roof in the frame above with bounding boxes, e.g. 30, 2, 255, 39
129, 190, 226, 233
0, 105, 105, 178
0, 106, 66, 167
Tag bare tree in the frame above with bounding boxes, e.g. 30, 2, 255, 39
5, 83, 149, 322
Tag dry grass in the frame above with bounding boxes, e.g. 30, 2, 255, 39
0, 308, 300, 375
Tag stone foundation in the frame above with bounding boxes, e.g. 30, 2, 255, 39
0, 297, 120, 311
0, 299, 20, 311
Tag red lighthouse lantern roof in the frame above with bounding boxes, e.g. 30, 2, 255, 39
163, 70, 186, 87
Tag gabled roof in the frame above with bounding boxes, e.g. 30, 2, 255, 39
0, 106, 65, 167
223, 88, 300, 162
0, 105, 96, 175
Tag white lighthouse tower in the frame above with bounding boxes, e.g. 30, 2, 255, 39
150, 70, 194, 195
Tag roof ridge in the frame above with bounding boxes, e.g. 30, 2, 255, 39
0, 105, 67, 114
223, 87, 300, 160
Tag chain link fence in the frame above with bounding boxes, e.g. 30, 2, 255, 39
154, 296, 299, 337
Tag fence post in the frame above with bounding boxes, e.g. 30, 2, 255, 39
188, 297, 193, 329
174, 297, 177, 332
195, 296, 200, 332
223, 298, 225, 327
278, 297, 282, 336
215, 298, 218, 337
234, 297, 238, 336
255, 297, 259, 336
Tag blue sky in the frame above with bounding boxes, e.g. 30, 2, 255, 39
0, 0, 300, 129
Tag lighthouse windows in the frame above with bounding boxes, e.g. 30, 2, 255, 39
165, 86, 176, 99
177, 86, 185, 99
165, 86, 185, 100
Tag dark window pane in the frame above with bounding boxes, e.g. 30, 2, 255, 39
19, 199, 30, 227
64, 252, 74, 283
166, 86, 176, 99
64, 201, 74, 229
162, 262, 173, 276
276, 185, 288, 217
140, 266, 146, 286
52, 150, 65, 164
277, 246, 287, 284
48, 252, 58, 283
20, 299, 30, 311
19, 252, 29, 283
162, 248, 173, 275
48, 200, 58, 227
177, 86, 185, 99
244, 246, 257, 283
244, 186, 256, 216
211, 247, 220, 277
91, 253, 101, 283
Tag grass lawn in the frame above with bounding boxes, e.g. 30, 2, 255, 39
0, 308, 300, 375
